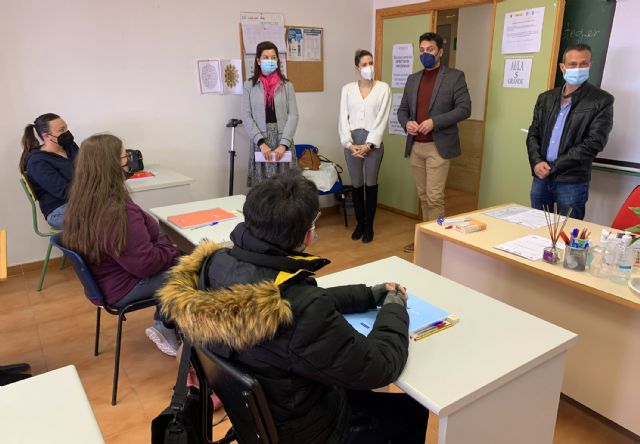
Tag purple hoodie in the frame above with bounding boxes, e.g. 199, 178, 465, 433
91, 200, 181, 306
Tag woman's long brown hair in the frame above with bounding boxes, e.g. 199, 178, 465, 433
62, 134, 129, 264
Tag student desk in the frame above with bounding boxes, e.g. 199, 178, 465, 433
414, 204, 640, 435
0, 365, 104, 443
150, 195, 245, 253
127, 165, 194, 210
317, 257, 576, 444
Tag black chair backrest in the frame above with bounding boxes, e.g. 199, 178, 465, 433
195, 348, 278, 444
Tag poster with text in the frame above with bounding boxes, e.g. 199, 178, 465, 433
388, 93, 406, 136
302, 28, 322, 61
392, 44, 413, 88
502, 7, 545, 54
503, 58, 532, 88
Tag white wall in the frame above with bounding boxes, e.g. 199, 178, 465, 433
456, 3, 492, 121
0, 0, 372, 266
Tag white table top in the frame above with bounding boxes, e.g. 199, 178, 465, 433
316, 257, 577, 417
126, 164, 194, 193
150, 195, 246, 246
0, 365, 104, 443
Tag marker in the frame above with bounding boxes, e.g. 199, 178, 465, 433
208, 221, 219, 227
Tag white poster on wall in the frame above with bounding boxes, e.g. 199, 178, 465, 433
221, 59, 243, 95
388, 93, 406, 136
503, 58, 532, 88
392, 43, 413, 88
197, 59, 222, 94
502, 7, 545, 54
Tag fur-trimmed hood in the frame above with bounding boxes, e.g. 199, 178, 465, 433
159, 240, 294, 351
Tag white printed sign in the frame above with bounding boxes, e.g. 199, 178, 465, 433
503, 58, 532, 89
392, 44, 413, 88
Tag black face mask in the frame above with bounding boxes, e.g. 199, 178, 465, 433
56, 131, 75, 149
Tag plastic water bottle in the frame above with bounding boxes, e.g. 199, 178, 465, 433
588, 230, 610, 278
610, 233, 633, 284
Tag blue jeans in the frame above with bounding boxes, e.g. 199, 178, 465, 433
113, 272, 168, 324
530, 178, 589, 220
46, 204, 66, 229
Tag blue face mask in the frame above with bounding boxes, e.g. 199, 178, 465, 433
420, 52, 437, 69
260, 60, 278, 75
563, 67, 589, 86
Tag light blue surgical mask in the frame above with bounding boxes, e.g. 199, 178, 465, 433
260, 60, 278, 75
563, 67, 589, 86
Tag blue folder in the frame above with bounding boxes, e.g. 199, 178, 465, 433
344, 293, 449, 336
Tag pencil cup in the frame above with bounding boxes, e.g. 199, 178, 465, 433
543, 246, 563, 265
563, 245, 588, 271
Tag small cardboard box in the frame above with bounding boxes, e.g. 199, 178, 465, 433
454, 219, 487, 234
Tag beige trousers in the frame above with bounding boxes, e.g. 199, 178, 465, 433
410, 141, 450, 221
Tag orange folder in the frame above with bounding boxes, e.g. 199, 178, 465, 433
167, 208, 237, 229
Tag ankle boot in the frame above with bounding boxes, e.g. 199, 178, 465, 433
351, 186, 366, 240
362, 184, 378, 243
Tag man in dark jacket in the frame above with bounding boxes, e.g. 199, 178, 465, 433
397, 32, 471, 252
160, 171, 427, 444
527, 43, 614, 220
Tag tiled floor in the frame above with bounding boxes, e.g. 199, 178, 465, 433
1, 199, 638, 443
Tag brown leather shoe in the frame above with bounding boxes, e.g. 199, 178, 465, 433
403, 242, 414, 253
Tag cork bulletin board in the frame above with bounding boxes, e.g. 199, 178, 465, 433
240, 24, 324, 92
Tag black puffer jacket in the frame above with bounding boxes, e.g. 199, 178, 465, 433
527, 82, 614, 183
159, 223, 409, 444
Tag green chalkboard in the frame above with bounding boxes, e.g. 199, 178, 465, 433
554, 0, 616, 87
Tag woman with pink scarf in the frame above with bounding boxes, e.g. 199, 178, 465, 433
242, 41, 299, 186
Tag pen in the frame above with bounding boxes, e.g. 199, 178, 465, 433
208, 221, 219, 227
413, 322, 453, 341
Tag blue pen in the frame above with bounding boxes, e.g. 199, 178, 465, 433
572, 228, 579, 247
208, 221, 219, 227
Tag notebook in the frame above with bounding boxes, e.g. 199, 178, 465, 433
344, 293, 449, 337
254, 151, 292, 163
167, 208, 237, 230
126, 170, 155, 180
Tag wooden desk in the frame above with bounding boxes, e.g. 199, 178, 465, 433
150, 195, 245, 252
317, 257, 577, 444
127, 164, 194, 210
414, 204, 640, 435
0, 365, 104, 443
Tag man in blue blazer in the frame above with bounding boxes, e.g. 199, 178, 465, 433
397, 32, 471, 252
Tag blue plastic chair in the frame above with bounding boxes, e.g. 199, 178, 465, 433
295, 144, 352, 227
50, 235, 157, 405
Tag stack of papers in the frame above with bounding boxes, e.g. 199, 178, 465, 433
494, 235, 565, 261
344, 293, 449, 337
485, 205, 566, 229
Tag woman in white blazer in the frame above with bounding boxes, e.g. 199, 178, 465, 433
339, 49, 391, 243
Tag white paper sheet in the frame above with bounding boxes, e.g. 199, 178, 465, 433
392, 43, 413, 88
388, 93, 406, 136
240, 12, 284, 26
503, 58, 532, 88
494, 235, 564, 261
197, 59, 222, 94
502, 7, 545, 54
242, 24, 287, 54
254, 151, 292, 163
221, 59, 243, 95
485, 205, 565, 229
303, 28, 322, 61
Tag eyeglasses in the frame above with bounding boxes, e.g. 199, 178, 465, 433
312, 211, 321, 226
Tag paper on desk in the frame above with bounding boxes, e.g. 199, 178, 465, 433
494, 234, 565, 261
254, 151, 292, 163
485, 205, 565, 229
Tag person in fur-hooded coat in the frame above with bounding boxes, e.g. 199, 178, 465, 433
159, 171, 427, 444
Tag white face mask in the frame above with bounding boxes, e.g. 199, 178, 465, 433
360, 65, 374, 80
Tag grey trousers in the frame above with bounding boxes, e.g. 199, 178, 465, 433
344, 129, 384, 187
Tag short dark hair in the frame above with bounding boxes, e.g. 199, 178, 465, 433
243, 171, 320, 251
563, 43, 592, 62
354, 49, 373, 66
419, 32, 444, 50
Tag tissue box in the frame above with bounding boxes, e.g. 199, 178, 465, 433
454, 219, 487, 234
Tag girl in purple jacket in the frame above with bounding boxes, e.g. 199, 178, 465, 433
62, 134, 181, 356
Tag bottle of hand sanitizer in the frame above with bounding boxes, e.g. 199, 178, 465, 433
588, 229, 610, 278
610, 233, 634, 284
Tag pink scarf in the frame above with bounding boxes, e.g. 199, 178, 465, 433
259, 71, 282, 108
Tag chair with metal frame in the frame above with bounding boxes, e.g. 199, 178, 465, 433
19, 174, 65, 291
189, 346, 279, 444
50, 234, 157, 406
295, 144, 352, 228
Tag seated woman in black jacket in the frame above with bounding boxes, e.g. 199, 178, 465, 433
19, 113, 79, 229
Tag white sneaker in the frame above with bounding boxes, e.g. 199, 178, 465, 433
145, 324, 179, 356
